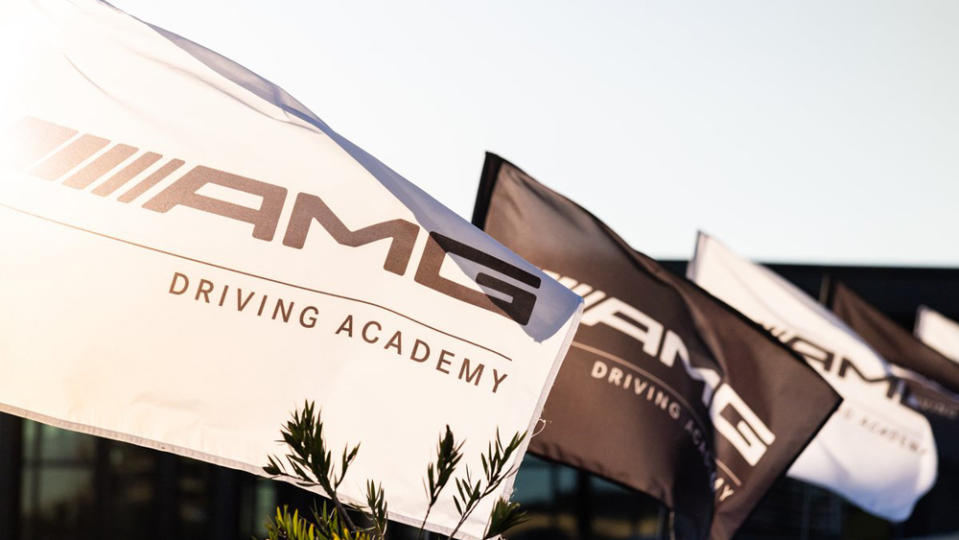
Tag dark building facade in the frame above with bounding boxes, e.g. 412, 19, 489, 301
0, 261, 956, 540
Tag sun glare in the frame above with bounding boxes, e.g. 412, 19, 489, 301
0, 3, 47, 167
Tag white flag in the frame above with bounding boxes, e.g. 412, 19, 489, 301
688, 232, 936, 522
916, 306, 959, 365
0, 2, 582, 538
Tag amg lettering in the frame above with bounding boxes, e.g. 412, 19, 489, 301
557, 271, 776, 467
711, 384, 775, 466
144, 165, 287, 241
415, 232, 540, 325
837, 357, 901, 399
11, 117, 541, 326
282, 192, 418, 275
776, 330, 904, 401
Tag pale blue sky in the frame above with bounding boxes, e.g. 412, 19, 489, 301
111, 0, 959, 266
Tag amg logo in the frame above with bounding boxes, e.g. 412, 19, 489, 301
764, 325, 904, 401
9, 117, 541, 325
547, 271, 776, 467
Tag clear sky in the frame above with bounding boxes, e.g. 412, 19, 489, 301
110, 0, 959, 266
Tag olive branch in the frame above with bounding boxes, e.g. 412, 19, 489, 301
262, 401, 528, 540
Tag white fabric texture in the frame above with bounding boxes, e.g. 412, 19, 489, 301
0, 1, 582, 538
688, 233, 936, 522
916, 306, 959, 365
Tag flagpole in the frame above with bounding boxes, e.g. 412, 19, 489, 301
656, 506, 670, 540
818, 272, 833, 305
799, 484, 812, 540
575, 470, 592, 539
802, 269, 832, 540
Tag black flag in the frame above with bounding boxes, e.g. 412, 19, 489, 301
831, 282, 959, 395
472, 154, 839, 540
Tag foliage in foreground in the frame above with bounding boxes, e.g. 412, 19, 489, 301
261, 401, 528, 540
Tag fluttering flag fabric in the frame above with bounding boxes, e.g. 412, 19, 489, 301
471, 154, 839, 540
0, 2, 583, 538
830, 283, 959, 534
916, 306, 959, 365
830, 282, 959, 458
689, 233, 937, 522
831, 282, 959, 397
